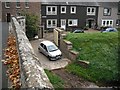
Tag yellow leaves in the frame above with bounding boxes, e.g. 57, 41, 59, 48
3, 34, 21, 89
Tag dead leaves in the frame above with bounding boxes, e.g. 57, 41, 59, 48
3, 34, 21, 89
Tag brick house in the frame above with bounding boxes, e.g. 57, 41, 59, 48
2, 2, 41, 22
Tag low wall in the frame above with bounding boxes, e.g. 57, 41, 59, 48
60, 34, 79, 61
12, 17, 53, 89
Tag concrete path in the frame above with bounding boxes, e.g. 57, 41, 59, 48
30, 39, 71, 70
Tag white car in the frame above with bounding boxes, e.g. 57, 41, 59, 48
101, 28, 118, 33
38, 40, 62, 60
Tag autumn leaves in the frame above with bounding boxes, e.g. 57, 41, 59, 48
2, 33, 21, 89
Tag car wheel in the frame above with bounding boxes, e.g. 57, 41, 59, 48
38, 48, 41, 53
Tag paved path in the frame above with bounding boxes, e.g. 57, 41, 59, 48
30, 39, 70, 70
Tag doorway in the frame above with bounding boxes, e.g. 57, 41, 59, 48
6, 13, 11, 22
61, 19, 66, 30
86, 18, 95, 28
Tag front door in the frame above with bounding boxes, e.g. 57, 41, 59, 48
61, 19, 66, 30
88, 20, 92, 28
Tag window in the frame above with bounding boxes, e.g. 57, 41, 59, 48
25, 0, 29, 8
47, 19, 57, 28
5, 2, 10, 8
68, 19, 78, 26
46, 6, 57, 15
116, 19, 120, 26
101, 20, 113, 27
87, 7, 96, 15
61, 6, 66, 13
70, 6, 76, 14
16, 1, 20, 8
103, 8, 111, 16
118, 1, 120, 14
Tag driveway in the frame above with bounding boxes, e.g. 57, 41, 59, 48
30, 39, 70, 70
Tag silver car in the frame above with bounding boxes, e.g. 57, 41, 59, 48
38, 40, 62, 60
101, 28, 118, 33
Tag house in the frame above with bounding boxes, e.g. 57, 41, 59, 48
97, 2, 119, 28
41, 2, 99, 31
2, 1, 41, 22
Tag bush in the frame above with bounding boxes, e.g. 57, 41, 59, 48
25, 13, 39, 40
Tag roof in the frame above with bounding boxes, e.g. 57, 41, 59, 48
41, 40, 55, 46
41, 2, 118, 7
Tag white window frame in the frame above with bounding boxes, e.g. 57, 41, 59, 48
47, 19, 57, 28
70, 6, 76, 14
61, 6, 66, 13
87, 7, 96, 15
101, 20, 113, 27
25, 1, 29, 8
16, 1, 20, 8
68, 19, 78, 26
46, 6, 57, 15
5, 2, 10, 8
103, 8, 111, 16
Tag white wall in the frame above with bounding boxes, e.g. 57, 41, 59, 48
98, 6, 118, 28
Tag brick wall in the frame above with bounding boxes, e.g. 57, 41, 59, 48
2, 2, 41, 22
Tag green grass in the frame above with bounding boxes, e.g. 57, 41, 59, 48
65, 32, 119, 85
45, 69, 64, 89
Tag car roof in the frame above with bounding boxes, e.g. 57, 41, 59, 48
41, 40, 55, 46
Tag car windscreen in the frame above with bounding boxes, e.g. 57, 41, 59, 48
47, 45, 58, 52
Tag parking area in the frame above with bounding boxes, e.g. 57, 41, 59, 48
30, 29, 99, 70
30, 39, 70, 70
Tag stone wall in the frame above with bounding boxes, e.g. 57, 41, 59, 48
60, 38, 79, 61
12, 17, 53, 89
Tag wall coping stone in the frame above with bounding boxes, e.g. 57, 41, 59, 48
63, 40, 72, 45
12, 17, 53, 89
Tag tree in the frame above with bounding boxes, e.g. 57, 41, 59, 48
25, 13, 39, 40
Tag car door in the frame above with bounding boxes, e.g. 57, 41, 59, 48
43, 45, 49, 56
39, 43, 44, 53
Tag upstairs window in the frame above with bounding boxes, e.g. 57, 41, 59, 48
25, 0, 29, 8
46, 6, 57, 15
103, 8, 111, 16
16, 1, 20, 8
87, 7, 96, 15
70, 6, 76, 14
5, 2, 10, 8
61, 6, 66, 13
118, 1, 120, 14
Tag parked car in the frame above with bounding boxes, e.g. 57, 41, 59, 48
101, 28, 118, 33
38, 40, 62, 60
73, 29, 84, 33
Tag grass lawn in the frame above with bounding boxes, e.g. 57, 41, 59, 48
65, 31, 119, 86
45, 69, 64, 89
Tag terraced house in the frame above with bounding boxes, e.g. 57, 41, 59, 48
41, 2, 99, 30
41, 2, 120, 31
